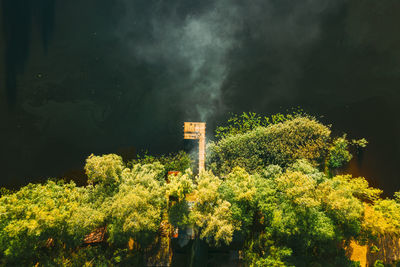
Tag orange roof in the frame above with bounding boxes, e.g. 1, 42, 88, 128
83, 226, 107, 244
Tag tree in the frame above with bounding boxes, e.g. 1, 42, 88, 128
0, 154, 170, 265
0, 180, 103, 265
208, 117, 331, 175
166, 169, 194, 229
104, 162, 167, 247
85, 153, 125, 186
326, 135, 368, 173
327, 136, 353, 169
215, 109, 306, 139
242, 160, 378, 266
0, 110, 398, 266
190, 171, 238, 246
128, 150, 193, 177
218, 167, 257, 235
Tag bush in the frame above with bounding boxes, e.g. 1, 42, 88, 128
215, 109, 306, 139
128, 150, 193, 176
0, 181, 103, 265
327, 136, 353, 169
208, 117, 331, 175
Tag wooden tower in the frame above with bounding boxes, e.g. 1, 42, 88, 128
183, 122, 206, 172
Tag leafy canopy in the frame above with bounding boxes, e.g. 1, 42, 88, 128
0, 112, 398, 267
208, 116, 331, 175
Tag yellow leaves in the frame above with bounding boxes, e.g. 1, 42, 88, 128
275, 171, 319, 208
194, 171, 222, 205
0, 179, 96, 258
316, 176, 364, 222
225, 167, 256, 202
330, 175, 382, 202
108, 166, 167, 237
363, 204, 388, 235
209, 116, 331, 175
315, 174, 400, 238
196, 199, 237, 246
190, 171, 242, 245
315, 174, 392, 237
128, 161, 165, 181
0, 155, 171, 259
363, 200, 400, 235
262, 117, 331, 163
120, 198, 161, 233
85, 153, 125, 185
165, 169, 193, 201
66, 205, 105, 236
45, 199, 55, 207
4, 219, 41, 237
207, 200, 236, 243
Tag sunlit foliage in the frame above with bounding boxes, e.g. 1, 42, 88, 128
128, 150, 192, 177
327, 136, 353, 169
215, 109, 306, 139
327, 135, 369, 170
107, 162, 167, 246
208, 116, 331, 175
0, 180, 103, 264
190, 171, 238, 246
0, 154, 186, 265
0, 112, 398, 266
242, 161, 391, 266
363, 199, 400, 236
166, 169, 194, 201
85, 153, 125, 185
166, 170, 194, 228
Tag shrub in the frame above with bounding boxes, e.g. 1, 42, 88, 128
208, 117, 331, 175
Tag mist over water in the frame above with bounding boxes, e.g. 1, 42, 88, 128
1, 0, 399, 195
118, 0, 240, 121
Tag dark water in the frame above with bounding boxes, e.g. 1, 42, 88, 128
1, 0, 399, 195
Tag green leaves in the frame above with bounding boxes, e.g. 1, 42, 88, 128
85, 154, 125, 185
209, 117, 331, 175
0, 110, 397, 266
327, 136, 353, 169
219, 167, 257, 235
215, 112, 268, 139
166, 169, 193, 201
0, 155, 170, 264
190, 171, 238, 246
196, 199, 236, 246
215, 110, 306, 139
128, 150, 193, 177
105, 162, 167, 246
0, 181, 100, 262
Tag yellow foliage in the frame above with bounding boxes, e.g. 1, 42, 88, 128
165, 169, 193, 201
224, 167, 256, 202
85, 154, 125, 184
193, 171, 222, 205
275, 171, 319, 208
364, 200, 400, 235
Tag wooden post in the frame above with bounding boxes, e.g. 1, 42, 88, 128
198, 134, 205, 172
184, 122, 206, 173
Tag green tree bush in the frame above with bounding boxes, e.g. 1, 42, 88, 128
326, 135, 368, 172
128, 150, 192, 177
106, 162, 167, 247
0, 111, 399, 266
166, 169, 194, 229
208, 117, 331, 175
0, 155, 170, 265
190, 171, 238, 246
215, 109, 306, 139
0, 180, 103, 265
